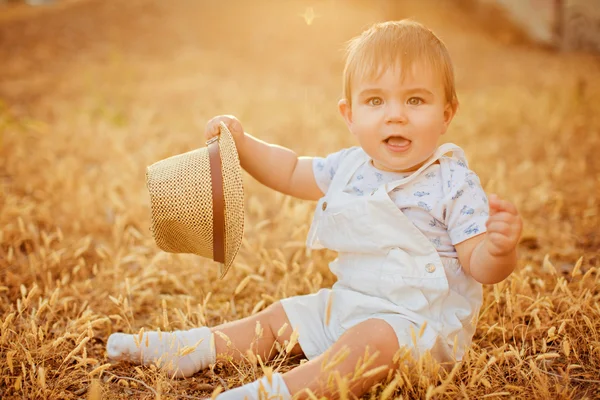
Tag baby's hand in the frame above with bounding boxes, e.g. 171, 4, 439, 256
485, 194, 523, 257
205, 115, 245, 145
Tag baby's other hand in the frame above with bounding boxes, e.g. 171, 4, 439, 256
205, 115, 245, 145
485, 194, 522, 257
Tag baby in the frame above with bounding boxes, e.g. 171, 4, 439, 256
107, 20, 522, 399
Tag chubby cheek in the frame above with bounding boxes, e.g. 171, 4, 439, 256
355, 133, 383, 158
413, 108, 447, 130
351, 120, 380, 145
350, 107, 383, 132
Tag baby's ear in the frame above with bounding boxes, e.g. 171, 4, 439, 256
338, 98, 353, 127
442, 102, 456, 131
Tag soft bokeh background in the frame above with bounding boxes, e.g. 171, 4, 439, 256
1, 0, 599, 399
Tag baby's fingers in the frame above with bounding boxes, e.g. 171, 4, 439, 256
204, 115, 244, 143
488, 194, 518, 216
485, 220, 511, 236
486, 232, 515, 255
204, 120, 222, 140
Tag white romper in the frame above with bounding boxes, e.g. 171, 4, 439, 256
280, 143, 484, 363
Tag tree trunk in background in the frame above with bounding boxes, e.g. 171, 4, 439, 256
477, 0, 600, 52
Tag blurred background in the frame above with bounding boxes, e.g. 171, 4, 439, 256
1, 0, 600, 398
2, 0, 598, 264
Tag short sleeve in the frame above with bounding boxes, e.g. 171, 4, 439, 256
312, 147, 356, 194
444, 166, 489, 245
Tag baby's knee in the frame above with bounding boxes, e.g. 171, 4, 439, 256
264, 302, 291, 336
362, 318, 399, 354
264, 302, 302, 353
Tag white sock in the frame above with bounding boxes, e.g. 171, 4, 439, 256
106, 327, 215, 378
216, 372, 292, 400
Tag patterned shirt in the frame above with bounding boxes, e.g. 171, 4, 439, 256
312, 147, 489, 258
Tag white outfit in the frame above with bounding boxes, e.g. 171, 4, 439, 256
313, 145, 489, 257
281, 143, 484, 363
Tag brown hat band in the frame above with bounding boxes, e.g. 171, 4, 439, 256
207, 137, 225, 264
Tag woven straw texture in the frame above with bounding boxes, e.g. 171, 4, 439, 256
146, 123, 244, 277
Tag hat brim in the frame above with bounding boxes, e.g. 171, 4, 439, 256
216, 123, 244, 277
146, 123, 244, 279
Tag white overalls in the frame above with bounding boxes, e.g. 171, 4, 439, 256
280, 143, 483, 363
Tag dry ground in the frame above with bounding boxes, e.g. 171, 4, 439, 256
1, 0, 600, 398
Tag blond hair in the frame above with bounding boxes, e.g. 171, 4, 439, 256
342, 20, 458, 111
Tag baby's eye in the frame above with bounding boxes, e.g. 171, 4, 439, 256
367, 97, 383, 106
407, 97, 424, 105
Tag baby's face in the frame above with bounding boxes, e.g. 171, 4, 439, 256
340, 64, 454, 172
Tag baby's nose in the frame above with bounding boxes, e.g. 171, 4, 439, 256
385, 106, 408, 123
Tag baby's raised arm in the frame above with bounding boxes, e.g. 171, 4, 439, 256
205, 115, 324, 201
455, 194, 522, 284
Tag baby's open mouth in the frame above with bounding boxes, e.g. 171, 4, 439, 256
384, 135, 411, 147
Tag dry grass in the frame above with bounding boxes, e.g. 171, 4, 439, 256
1, 0, 599, 398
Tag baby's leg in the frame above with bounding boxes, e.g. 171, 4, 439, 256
216, 318, 401, 399
107, 302, 302, 378
211, 301, 303, 362
286, 318, 400, 398
287, 318, 399, 398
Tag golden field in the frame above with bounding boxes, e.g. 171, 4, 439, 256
1, 0, 599, 398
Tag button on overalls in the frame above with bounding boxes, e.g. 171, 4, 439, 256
282, 143, 483, 363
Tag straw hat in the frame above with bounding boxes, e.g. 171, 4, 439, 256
146, 122, 244, 279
